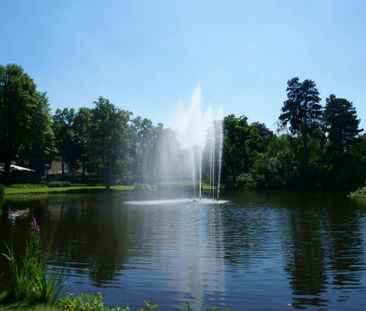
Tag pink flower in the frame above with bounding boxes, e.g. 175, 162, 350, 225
30, 216, 40, 233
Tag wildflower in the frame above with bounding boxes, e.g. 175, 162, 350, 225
30, 215, 40, 233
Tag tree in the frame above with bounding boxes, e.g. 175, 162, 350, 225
279, 77, 322, 173
23, 92, 55, 174
72, 108, 93, 176
129, 116, 155, 182
52, 108, 75, 176
0, 64, 54, 183
251, 134, 298, 189
222, 115, 250, 186
321, 95, 364, 190
89, 97, 131, 189
251, 122, 273, 138
323, 94, 362, 152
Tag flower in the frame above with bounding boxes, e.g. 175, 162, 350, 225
30, 215, 40, 233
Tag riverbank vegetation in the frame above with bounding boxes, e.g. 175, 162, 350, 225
1, 64, 365, 192
3, 183, 134, 195
1, 294, 229, 311
350, 183, 366, 199
1, 217, 65, 307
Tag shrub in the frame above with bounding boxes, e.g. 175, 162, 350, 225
0, 184, 5, 196
2, 216, 65, 305
58, 293, 159, 311
48, 181, 71, 188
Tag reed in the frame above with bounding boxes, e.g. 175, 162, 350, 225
1, 216, 65, 306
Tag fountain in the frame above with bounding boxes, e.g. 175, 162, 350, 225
127, 84, 225, 205
168, 84, 223, 200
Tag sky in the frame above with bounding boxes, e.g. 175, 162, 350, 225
1, 0, 365, 130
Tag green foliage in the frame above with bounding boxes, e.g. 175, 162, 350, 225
0, 64, 54, 184
0, 184, 4, 196
323, 94, 361, 151
251, 135, 299, 189
72, 108, 93, 175
279, 77, 322, 175
2, 231, 65, 305
59, 292, 151, 311
222, 115, 250, 186
139, 299, 158, 311
351, 182, 366, 199
52, 107, 93, 177
222, 115, 274, 188
48, 181, 71, 188
89, 97, 132, 189
129, 117, 157, 183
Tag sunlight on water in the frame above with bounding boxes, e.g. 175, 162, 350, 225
124, 198, 229, 206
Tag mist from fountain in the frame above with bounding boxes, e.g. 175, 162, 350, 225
152, 84, 224, 200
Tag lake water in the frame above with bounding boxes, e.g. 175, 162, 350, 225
1, 191, 366, 310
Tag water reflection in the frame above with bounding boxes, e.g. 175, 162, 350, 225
0, 192, 365, 310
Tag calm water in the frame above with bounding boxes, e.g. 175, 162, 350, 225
1, 191, 366, 310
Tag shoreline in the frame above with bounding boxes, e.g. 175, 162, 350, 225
3, 185, 135, 196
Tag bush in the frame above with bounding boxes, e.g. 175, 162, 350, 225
48, 181, 71, 188
350, 182, 366, 199
58, 293, 158, 311
0, 184, 5, 196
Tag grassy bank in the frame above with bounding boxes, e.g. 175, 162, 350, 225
4, 184, 134, 195
3, 183, 217, 196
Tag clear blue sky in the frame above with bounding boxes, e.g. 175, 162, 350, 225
1, 0, 365, 130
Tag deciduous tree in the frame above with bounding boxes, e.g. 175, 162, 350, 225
0, 64, 53, 183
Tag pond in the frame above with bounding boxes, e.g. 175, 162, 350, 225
0, 191, 365, 310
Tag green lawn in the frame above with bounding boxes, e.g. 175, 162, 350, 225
4, 185, 134, 195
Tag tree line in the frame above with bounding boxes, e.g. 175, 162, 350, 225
1, 64, 365, 190
222, 77, 365, 191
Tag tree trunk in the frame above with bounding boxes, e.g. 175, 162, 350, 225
2, 159, 11, 185
303, 133, 309, 170
61, 156, 65, 177
232, 174, 237, 189
82, 160, 86, 177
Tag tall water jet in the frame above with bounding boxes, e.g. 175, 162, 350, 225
151, 84, 223, 199
216, 122, 224, 199
210, 125, 216, 199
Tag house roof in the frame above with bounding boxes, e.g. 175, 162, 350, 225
0, 165, 35, 172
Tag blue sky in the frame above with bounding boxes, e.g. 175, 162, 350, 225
1, 0, 365, 130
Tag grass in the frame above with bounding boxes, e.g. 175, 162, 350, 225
4, 185, 134, 195
4, 183, 215, 196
